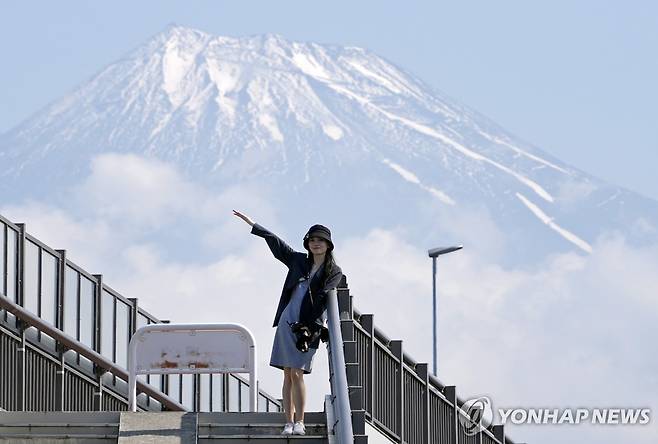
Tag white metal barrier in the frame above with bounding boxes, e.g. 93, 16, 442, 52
127, 323, 257, 412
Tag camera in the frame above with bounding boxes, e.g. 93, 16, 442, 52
289, 321, 313, 353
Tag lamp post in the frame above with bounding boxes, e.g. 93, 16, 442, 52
428, 245, 463, 377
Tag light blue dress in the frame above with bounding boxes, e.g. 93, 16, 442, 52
270, 265, 327, 374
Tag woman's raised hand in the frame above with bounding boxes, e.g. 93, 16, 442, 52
233, 210, 255, 227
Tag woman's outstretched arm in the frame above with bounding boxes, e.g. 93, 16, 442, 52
233, 209, 255, 226
233, 210, 295, 267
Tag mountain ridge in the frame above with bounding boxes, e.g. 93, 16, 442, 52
2, 25, 657, 266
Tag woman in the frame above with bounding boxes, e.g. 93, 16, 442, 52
233, 210, 343, 436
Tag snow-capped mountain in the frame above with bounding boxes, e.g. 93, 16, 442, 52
2, 25, 657, 264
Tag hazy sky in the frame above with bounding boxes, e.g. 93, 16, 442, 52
1, 1, 657, 200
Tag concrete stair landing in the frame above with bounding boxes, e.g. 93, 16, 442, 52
0, 411, 330, 443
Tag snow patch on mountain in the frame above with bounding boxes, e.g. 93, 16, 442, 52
346, 59, 402, 94
516, 192, 592, 253
322, 124, 343, 141
205, 59, 241, 123
477, 130, 570, 175
292, 52, 331, 80
382, 158, 455, 205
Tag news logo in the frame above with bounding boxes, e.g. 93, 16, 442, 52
458, 396, 493, 436
458, 396, 651, 436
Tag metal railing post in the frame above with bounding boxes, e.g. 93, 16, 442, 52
194, 374, 200, 412
326, 288, 354, 443
128, 298, 138, 335
360, 313, 374, 415
493, 424, 505, 443
337, 285, 351, 318
1, 223, 6, 303
445, 385, 459, 444
54, 352, 65, 411
92, 274, 104, 410
54, 249, 66, 411
17, 328, 26, 411
93, 366, 104, 411
417, 363, 430, 444
15, 224, 26, 411
223, 374, 230, 412
55, 250, 66, 331
93, 274, 103, 354
390, 339, 403, 443
16, 224, 25, 309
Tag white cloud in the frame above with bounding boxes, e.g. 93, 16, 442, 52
75, 153, 203, 228
0, 200, 114, 271
415, 199, 508, 262
1, 153, 278, 267
73, 153, 278, 255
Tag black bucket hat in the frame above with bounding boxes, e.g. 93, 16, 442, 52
303, 224, 334, 251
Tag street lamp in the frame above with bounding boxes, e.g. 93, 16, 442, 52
428, 245, 463, 377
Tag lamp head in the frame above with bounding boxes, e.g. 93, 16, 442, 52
428, 245, 463, 258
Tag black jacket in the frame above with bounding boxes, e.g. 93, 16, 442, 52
250, 223, 343, 349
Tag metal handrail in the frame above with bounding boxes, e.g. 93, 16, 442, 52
0, 294, 186, 411
351, 305, 519, 444
353, 307, 465, 400
325, 288, 354, 444
1, 212, 283, 413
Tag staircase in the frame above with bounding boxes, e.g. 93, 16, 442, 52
0, 411, 330, 443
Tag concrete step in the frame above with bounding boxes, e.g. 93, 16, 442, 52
198, 438, 328, 443
119, 412, 197, 444
197, 412, 328, 443
198, 412, 326, 424
198, 424, 327, 436
0, 411, 120, 443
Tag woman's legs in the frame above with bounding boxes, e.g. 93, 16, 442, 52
290, 368, 306, 422
282, 368, 294, 423
282, 367, 306, 423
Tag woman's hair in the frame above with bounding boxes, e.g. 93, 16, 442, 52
307, 241, 337, 283
322, 249, 336, 279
